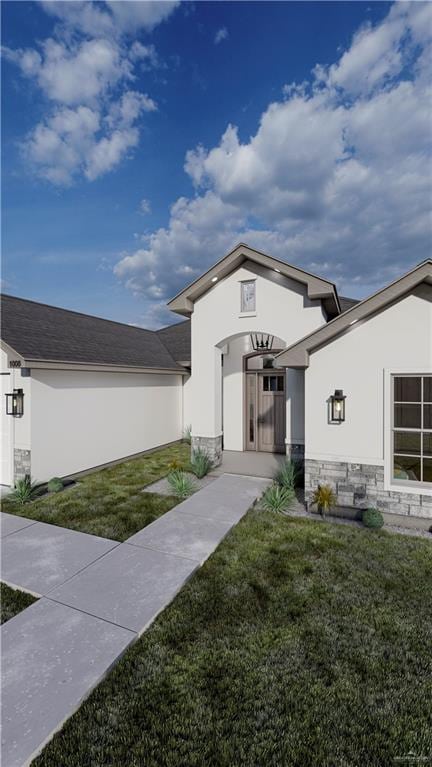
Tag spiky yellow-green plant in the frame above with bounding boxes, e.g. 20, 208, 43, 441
312, 484, 337, 517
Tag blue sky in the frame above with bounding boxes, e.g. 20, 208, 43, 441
2, 1, 431, 327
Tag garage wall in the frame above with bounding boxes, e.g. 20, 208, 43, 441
30, 369, 183, 481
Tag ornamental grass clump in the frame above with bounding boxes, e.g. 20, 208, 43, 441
362, 508, 384, 529
190, 448, 213, 479
312, 484, 337, 517
182, 425, 192, 445
48, 477, 64, 493
274, 459, 301, 490
10, 476, 40, 505
261, 483, 295, 515
167, 470, 196, 500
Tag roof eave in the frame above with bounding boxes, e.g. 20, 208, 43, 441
167, 243, 338, 316
277, 261, 432, 368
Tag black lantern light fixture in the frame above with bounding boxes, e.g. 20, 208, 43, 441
5, 388, 24, 417
330, 389, 346, 423
250, 333, 274, 352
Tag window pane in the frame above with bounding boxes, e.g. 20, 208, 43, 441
424, 404, 432, 430
263, 376, 269, 392
423, 458, 432, 484
393, 456, 421, 482
241, 281, 256, 312
394, 404, 421, 428
270, 376, 277, 392
277, 376, 284, 391
394, 431, 421, 455
394, 377, 421, 402
423, 432, 432, 457
424, 376, 432, 403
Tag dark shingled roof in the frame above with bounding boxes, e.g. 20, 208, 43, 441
157, 320, 191, 363
338, 295, 360, 313
0, 294, 184, 371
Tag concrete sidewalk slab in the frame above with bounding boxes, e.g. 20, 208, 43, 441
1, 598, 134, 767
0, 513, 37, 539
47, 543, 198, 633
175, 474, 270, 524
1, 522, 118, 596
127, 508, 233, 564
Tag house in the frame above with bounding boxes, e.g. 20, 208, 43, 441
1, 243, 431, 525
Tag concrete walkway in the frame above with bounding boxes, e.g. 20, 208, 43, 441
1, 474, 269, 767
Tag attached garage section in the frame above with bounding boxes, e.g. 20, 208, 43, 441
30, 369, 184, 480
0, 295, 189, 485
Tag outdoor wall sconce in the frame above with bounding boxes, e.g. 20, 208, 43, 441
5, 388, 24, 417
250, 333, 274, 351
330, 389, 346, 423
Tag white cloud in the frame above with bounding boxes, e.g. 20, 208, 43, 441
214, 27, 229, 45
41, 1, 179, 37
115, 2, 432, 324
23, 90, 155, 185
139, 198, 151, 215
4, 37, 129, 106
3, 1, 173, 185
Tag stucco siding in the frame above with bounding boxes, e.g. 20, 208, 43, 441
30, 370, 183, 481
191, 261, 326, 444
305, 291, 431, 465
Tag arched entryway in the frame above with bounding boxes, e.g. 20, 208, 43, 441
216, 331, 286, 455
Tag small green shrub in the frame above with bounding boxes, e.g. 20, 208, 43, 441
312, 484, 337, 517
167, 470, 196, 499
274, 459, 301, 490
190, 448, 213, 479
48, 477, 64, 493
362, 508, 384, 529
261, 483, 295, 514
183, 425, 192, 445
10, 476, 40, 505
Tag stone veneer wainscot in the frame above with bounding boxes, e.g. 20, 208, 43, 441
305, 459, 432, 520
14, 449, 31, 482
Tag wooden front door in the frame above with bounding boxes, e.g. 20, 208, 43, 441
245, 372, 285, 453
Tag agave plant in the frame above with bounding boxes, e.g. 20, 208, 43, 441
190, 448, 213, 479
10, 476, 40, 505
182, 425, 192, 445
261, 483, 295, 514
167, 470, 196, 500
274, 459, 300, 490
312, 484, 337, 517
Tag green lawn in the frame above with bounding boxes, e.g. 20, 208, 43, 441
2, 442, 190, 541
33, 511, 432, 767
1, 582, 37, 624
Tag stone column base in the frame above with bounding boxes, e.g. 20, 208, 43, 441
14, 449, 31, 483
191, 435, 223, 467
285, 443, 305, 461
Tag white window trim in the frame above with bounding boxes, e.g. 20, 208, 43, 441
384, 367, 432, 496
239, 278, 256, 314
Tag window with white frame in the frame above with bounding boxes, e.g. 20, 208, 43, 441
393, 375, 432, 485
240, 280, 256, 313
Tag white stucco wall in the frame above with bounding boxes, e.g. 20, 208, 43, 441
305, 291, 432, 476
30, 369, 183, 481
190, 260, 326, 447
182, 372, 193, 434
